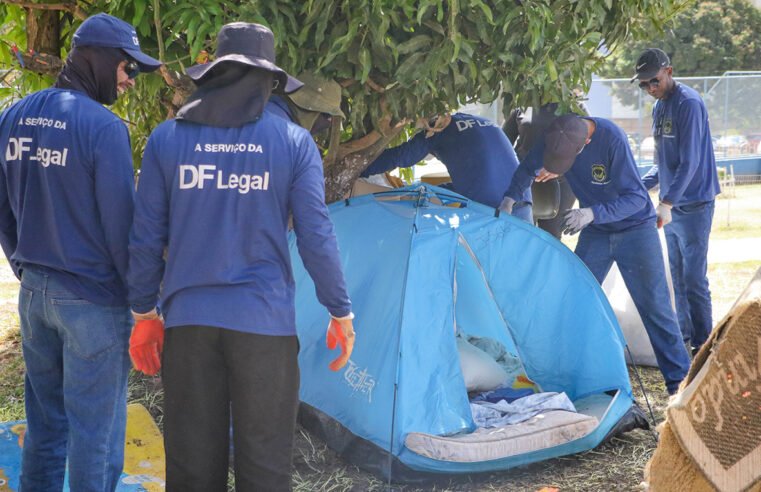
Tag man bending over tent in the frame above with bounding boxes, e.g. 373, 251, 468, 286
360, 113, 533, 222
502, 114, 690, 395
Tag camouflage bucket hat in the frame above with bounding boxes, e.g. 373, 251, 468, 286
288, 72, 345, 130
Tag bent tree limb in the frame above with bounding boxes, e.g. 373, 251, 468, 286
16, 51, 63, 75
326, 100, 409, 203
1, 0, 86, 20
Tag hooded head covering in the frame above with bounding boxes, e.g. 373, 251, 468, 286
54, 13, 161, 105
54, 46, 125, 105
286, 72, 344, 132
185, 23, 302, 94
176, 64, 274, 127
177, 22, 303, 127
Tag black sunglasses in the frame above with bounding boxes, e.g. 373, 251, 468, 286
638, 77, 660, 90
125, 61, 140, 80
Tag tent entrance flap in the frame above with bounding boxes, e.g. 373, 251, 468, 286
454, 234, 537, 391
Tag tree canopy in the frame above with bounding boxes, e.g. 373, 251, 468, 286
600, 0, 761, 78
1, 0, 688, 199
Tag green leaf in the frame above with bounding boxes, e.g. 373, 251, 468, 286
470, 0, 494, 24
397, 35, 432, 54
546, 58, 558, 81
359, 47, 371, 83
132, 0, 147, 27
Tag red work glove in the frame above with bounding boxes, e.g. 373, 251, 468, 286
129, 318, 165, 376
326, 315, 355, 371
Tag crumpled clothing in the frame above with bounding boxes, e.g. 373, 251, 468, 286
471, 386, 535, 404
466, 334, 524, 380
470, 392, 576, 428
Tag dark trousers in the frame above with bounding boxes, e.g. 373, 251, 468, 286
162, 326, 300, 492
575, 225, 691, 393
665, 200, 715, 350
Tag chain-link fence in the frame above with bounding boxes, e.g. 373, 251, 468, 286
588, 72, 761, 185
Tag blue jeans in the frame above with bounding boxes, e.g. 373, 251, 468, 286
18, 267, 131, 491
665, 200, 715, 350
575, 225, 690, 393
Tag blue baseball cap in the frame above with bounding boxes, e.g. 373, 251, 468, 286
72, 13, 161, 72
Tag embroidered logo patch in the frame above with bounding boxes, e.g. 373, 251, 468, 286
592, 164, 607, 183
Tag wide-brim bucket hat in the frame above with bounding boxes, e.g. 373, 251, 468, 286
185, 22, 302, 93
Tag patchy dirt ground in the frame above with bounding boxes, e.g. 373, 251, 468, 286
124, 366, 669, 492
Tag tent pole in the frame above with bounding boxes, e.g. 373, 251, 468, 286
387, 381, 399, 489
385, 191, 425, 489
625, 344, 659, 445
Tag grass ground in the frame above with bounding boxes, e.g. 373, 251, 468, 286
711, 184, 761, 240
1, 184, 759, 490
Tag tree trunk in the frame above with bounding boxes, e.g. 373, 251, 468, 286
324, 125, 406, 203
324, 151, 375, 203
26, 9, 60, 55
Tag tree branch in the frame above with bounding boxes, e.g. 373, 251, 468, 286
151, 0, 165, 62
338, 78, 356, 88
322, 116, 343, 169
18, 51, 63, 76
324, 123, 406, 203
365, 76, 385, 93
336, 95, 409, 160
158, 65, 194, 117
1, 0, 87, 20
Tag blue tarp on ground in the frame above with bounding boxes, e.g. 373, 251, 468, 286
289, 184, 634, 474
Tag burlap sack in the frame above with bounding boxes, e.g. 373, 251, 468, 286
646, 267, 761, 492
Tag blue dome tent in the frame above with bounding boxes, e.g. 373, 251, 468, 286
289, 185, 643, 480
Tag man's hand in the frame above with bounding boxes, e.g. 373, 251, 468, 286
326, 315, 355, 371
535, 167, 559, 183
499, 196, 516, 215
129, 315, 164, 376
416, 114, 452, 137
562, 208, 594, 235
656, 202, 672, 228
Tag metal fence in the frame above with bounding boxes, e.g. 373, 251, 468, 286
588, 72, 761, 182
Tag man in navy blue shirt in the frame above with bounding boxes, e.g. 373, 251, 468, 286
503, 114, 690, 395
634, 48, 721, 355
361, 113, 533, 222
0, 13, 160, 490
127, 23, 355, 490
503, 104, 579, 238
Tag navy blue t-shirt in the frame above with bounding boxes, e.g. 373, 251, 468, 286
0, 88, 134, 305
361, 113, 530, 208
643, 83, 720, 205
127, 111, 351, 335
506, 117, 654, 233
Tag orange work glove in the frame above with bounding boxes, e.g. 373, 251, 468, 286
326, 315, 355, 371
129, 318, 165, 376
